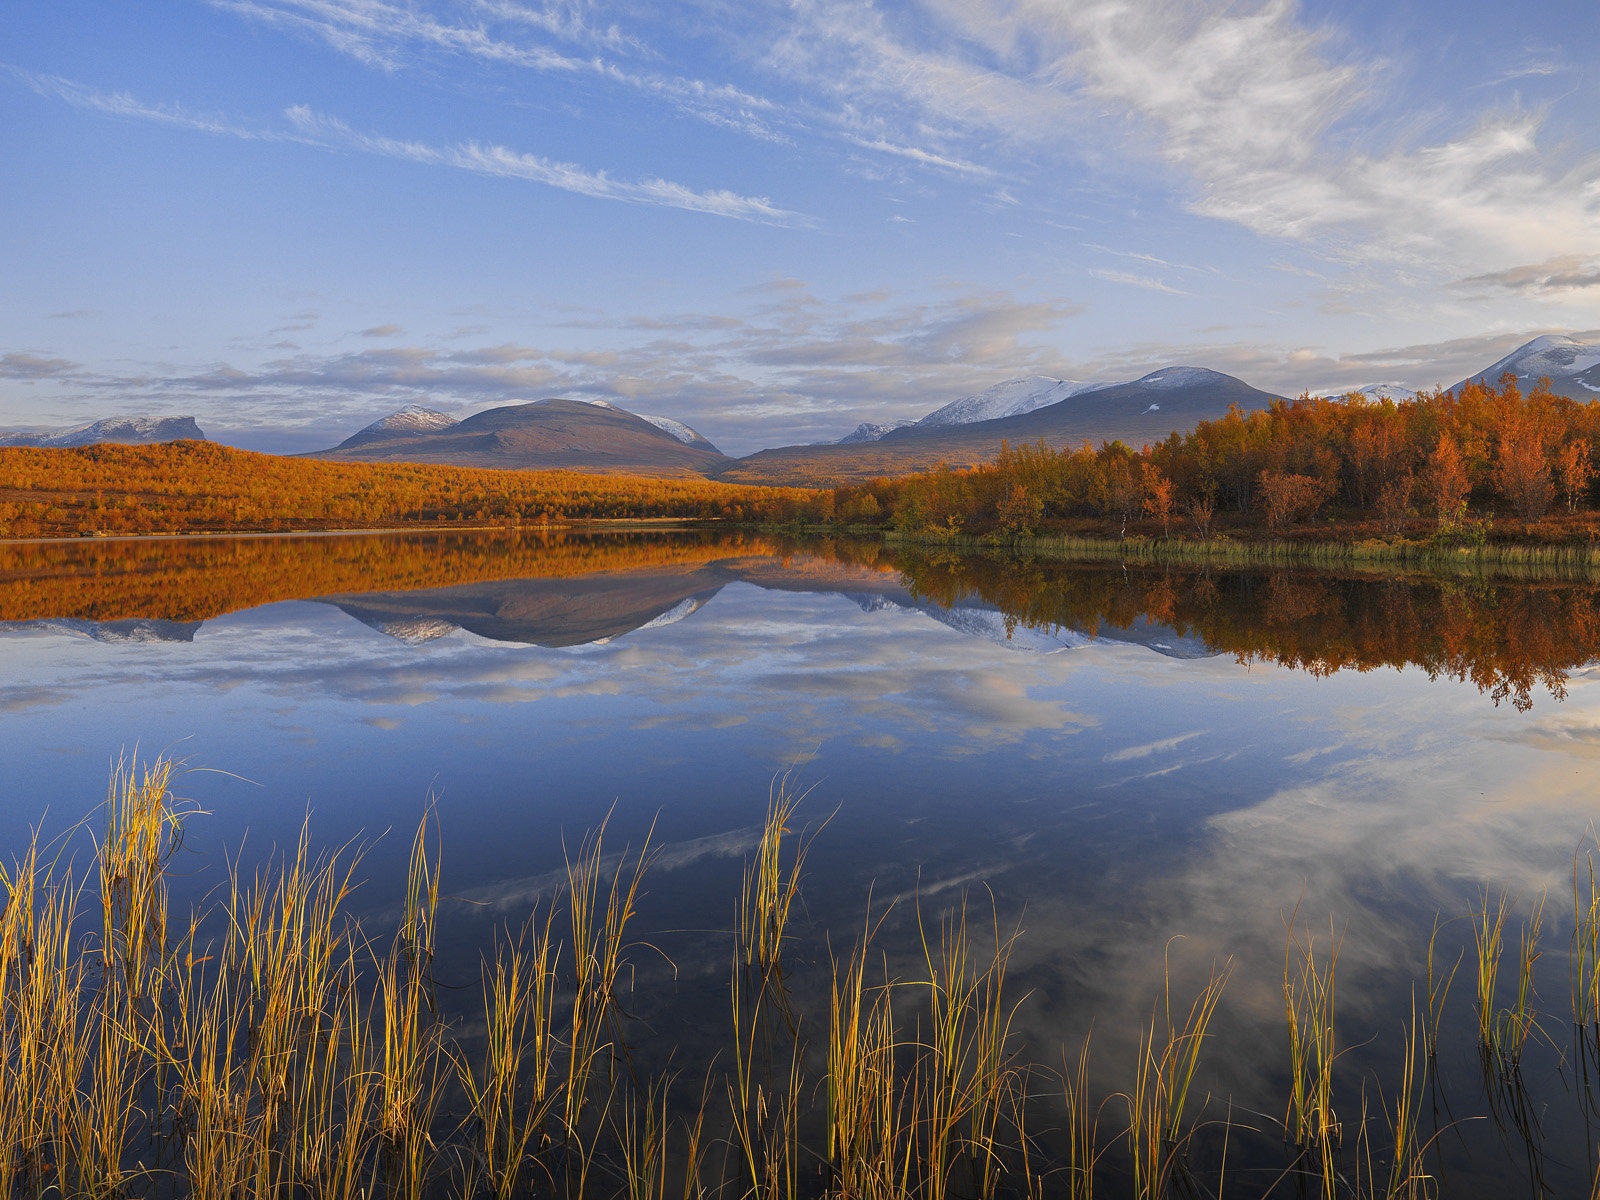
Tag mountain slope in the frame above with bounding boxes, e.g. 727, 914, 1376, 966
315, 398, 727, 477
0, 415, 206, 448
722, 367, 1283, 486
1456, 334, 1600, 401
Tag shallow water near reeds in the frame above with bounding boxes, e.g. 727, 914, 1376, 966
6, 529, 1600, 1196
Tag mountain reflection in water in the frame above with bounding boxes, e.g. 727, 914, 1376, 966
1, 529, 1594, 707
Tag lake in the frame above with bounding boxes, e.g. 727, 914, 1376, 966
4, 529, 1600, 1196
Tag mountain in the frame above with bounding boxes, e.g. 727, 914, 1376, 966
315, 398, 727, 477
838, 421, 912, 444
0, 415, 206, 448
721, 366, 1284, 486
1456, 334, 1600, 401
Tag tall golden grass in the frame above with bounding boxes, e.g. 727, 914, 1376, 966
1, 759, 1591, 1198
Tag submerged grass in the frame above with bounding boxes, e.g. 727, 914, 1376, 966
5, 759, 1599, 1198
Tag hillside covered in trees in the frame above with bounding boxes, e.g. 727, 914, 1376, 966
0, 441, 820, 538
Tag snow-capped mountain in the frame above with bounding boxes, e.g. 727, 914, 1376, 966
838, 421, 913, 444
0, 415, 205, 448
914, 376, 1107, 429
1457, 334, 1600, 401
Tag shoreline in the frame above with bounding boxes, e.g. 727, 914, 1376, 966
10, 518, 1600, 581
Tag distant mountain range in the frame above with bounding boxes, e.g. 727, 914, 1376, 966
6, 334, 1598, 485
0, 415, 205, 448
723, 366, 1284, 485
1318, 383, 1418, 403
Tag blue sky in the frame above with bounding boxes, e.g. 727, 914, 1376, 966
3, 0, 1598, 454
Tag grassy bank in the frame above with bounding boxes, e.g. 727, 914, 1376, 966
6, 760, 1600, 1197
874, 528, 1600, 580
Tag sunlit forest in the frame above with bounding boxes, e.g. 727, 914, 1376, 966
832, 375, 1600, 543
0, 441, 821, 537
9, 376, 1600, 550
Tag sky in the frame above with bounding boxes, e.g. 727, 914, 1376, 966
2, 0, 1599, 455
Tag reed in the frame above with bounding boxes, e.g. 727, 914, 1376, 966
1381, 999, 1432, 1200
1125, 955, 1233, 1200
1061, 1036, 1102, 1200
1283, 914, 1342, 1196
1475, 891, 1544, 1071
1423, 918, 1459, 1061
1576, 850, 1600, 1028
1473, 890, 1510, 1050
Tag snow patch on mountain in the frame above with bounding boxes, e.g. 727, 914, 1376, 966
367, 406, 459, 435
563, 398, 711, 447
838, 421, 913, 444
640, 596, 710, 631
915, 377, 1106, 429
636, 414, 702, 446
1134, 366, 1228, 390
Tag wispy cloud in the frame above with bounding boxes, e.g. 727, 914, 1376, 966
1089, 268, 1190, 297
5, 67, 807, 226
284, 105, 809, 224
210, 0, 789, 140
8, 66, 294, 141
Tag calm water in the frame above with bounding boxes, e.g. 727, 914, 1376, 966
5, 530, 1600, 1195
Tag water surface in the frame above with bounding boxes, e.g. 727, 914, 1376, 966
4, 530, 1600, 1194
